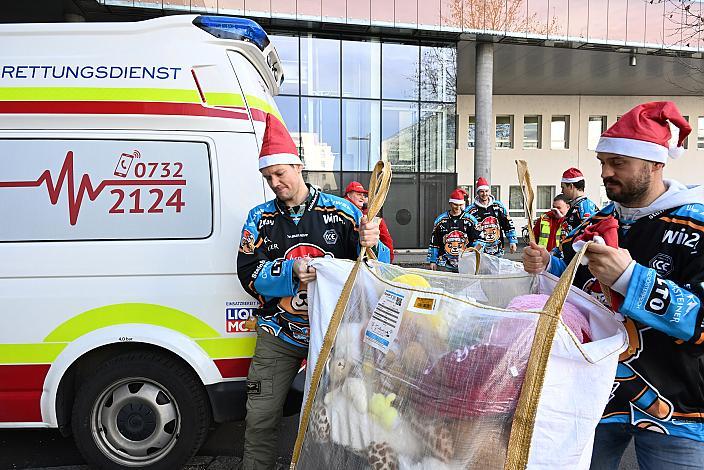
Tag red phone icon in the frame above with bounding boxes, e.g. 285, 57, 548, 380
114, 150, 140, 177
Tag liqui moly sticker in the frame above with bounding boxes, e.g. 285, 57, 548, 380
364, 289, 408, 353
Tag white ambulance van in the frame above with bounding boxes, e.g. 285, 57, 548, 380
0, 15, 299, 469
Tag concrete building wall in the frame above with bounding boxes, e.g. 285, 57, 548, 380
457, 94, 704, 228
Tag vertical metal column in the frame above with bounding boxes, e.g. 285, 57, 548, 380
474, 41, 494, 183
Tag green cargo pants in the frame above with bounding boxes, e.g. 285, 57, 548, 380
242, 327, 307, 470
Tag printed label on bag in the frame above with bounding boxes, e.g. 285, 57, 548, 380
407, 291, 441, 314
364, 289, 407, 353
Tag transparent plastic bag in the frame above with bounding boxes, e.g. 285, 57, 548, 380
294, 247, 626, 470
299, 261, 535, 469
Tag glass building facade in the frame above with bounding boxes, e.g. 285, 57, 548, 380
101, 0, 704, 248
271, 33, 457, 248
108, 1, 704, 52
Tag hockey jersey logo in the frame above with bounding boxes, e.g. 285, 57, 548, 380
443, 230, 468, 257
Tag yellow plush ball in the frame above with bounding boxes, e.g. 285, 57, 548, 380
392, 274, 431, 288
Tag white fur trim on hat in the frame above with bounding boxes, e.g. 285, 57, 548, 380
476, 185, 490, 191
258, 153, 303, 170
561, 176, 585, 183
449, 198, 465, 204
596, 136, 668, 163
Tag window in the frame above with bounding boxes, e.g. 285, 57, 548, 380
523, 115, 541, 149
382, 41, 419, 100
551, 115, 570, 149
270, 35, 299, 95
301, 97, 341, 170
420, 103, 456, 172
301, 35, 340, 97
509, 185, 525, 218
588, 116, 607, 150
536, 186, 556, 216
420, 45, 456, 103
342, 99, 380, 171
496, 115, 514, 149
491, 185, 501, 201
303, 171, 341, 195
459, 184, 473, 197
0, 139, 212, 241
684, 116, 690, 150
467, 115, 476, 148
274, 95, 300, 149
342, 39, 381, 99
699, 117, 704, 150
382, 101, 419, 172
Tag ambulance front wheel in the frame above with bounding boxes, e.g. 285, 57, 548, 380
71, 350, 211, 469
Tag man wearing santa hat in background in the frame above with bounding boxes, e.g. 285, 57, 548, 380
237, 114, 389, 469
427, 188, 480, 272
344, 180, 395, 262
523, 101, 704, 468
560, 167, 599, 242
466, 177, 517, 257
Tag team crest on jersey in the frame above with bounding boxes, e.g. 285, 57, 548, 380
239, 229, 255, 254
480, 216, 500, 243
443, 230, 468, 257
284, 243, 333, 260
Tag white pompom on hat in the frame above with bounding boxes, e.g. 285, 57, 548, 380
595, 101, 692, 163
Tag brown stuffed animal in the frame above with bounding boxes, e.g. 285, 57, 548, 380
309, 402, 330, 443
367, 441, 399, 470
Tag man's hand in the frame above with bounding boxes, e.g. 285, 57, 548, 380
585, 243, 632, 287
509, 243, 517, 254
293, 258, 317, 283
429, 262, 437, 271
359, 215, 381, 248
522, 242, 549, 273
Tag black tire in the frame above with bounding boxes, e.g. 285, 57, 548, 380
71, 351, 211, 470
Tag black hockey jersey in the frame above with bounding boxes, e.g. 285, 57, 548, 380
237, 185, 390, 348
549, 182, 704, 441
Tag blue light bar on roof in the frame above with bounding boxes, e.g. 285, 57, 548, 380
193, 16, 271, 51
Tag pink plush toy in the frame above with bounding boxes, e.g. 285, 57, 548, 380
506, 294, 592, 343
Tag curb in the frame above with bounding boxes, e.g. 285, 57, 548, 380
22, 456, 295, 470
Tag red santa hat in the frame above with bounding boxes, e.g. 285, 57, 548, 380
561, 167, 585, 184
344, 181, 368, 195
449, 189, 466, 205
475, 177, 490, 192
595, 101, 691, 163
258, 113, 302, 170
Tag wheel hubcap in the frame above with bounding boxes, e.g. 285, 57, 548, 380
91, 377, 180, 467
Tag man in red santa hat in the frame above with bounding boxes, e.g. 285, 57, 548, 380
237, 114, 389, 469
427, 188, 480, 272
344, 180, 394, 261
523, 101, 704, 468
560, 167, 599, 242
466, 176, 517, 257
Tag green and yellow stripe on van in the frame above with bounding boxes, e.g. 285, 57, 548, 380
0, 303, 256, 374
